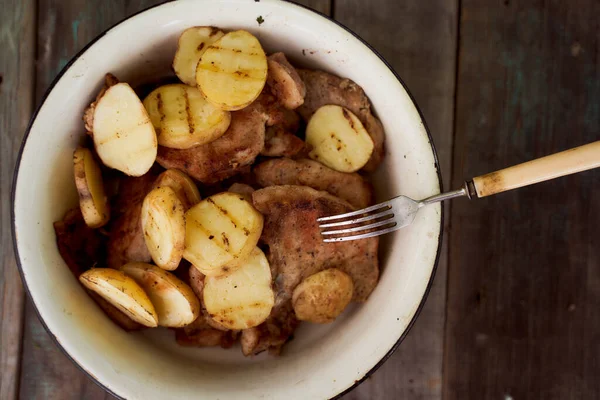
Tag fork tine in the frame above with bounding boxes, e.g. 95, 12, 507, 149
316, 201, 393, 222
318, 209, 394, 228
322, 224, 401, 242
321, 218, 396, 235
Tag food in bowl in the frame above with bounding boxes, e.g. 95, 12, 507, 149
53, 27, 386, 356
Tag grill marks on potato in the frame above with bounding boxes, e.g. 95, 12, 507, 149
195, 30, 268, 110
184, 192, 264, 276
173, 26, 225, 86
143, 84, 231, 149
305, 105, 374, 173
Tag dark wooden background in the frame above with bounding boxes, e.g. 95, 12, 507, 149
1, 0, 598, 399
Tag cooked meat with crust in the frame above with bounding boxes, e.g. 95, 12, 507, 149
261, 126, 306, 158
296, 69, 385, 171
280, 109, 301, 133
156, 91, 282, 184
175, 316, 238, 348
252, 185, 379, 303
254, 158, 374, 209
267, 52, 306, 110
54, 208, 142, 331
83, 73, 119, 134
240, 301, 299, 356
228, 182, 255, 201
106, 173, 158, 269
53, 208, 107, 276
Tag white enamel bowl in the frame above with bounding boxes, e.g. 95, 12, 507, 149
12, 1, 443, 398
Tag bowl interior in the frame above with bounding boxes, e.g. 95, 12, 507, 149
13, 1, 442, 399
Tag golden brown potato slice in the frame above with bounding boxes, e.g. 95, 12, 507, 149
184, 192, 263, 276
306, 105, 374, 172
292, 268, 354, 323
152, 169, 201, 209
121, 262, 200, 327
92, 83, 157, 176
173, 26, 225, 86
79, 268, 158, 327
73, 147, 110, 228
143, 84, 231, 149
196, 30, 267, 110
141, 187, 186, 271
266, 52, 306, 110
203, 247, 274, 330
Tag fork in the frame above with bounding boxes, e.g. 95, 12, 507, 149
318, 140, 600, 242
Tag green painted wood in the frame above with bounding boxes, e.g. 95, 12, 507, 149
335, 1, 458, 399
0, 1, 36, 399
445, 1, 600, 399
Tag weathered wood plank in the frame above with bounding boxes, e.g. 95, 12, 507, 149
0, 1, 36, 399
445, 1, 600, 399
293, 0, 331, 16
335, 1, 458, 399
19, 2, 165, 399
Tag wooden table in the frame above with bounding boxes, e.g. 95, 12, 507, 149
1, 0, 598, 398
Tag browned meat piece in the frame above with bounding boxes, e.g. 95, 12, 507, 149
261, 126, 306, 158
280, 109, 301, 133
296, 69, 385, 171
156, 91, 282, 184
254, 158, 374, 209
175, 316, 238, 348
54, 208, 143, 331
252, 185, 379, 303
106, 173, 158, 269
228, 182, 255, 202
267, 52, 306, 110
240, 301, 299, 356
53, 208, 107, 276
83, 73, 119, 134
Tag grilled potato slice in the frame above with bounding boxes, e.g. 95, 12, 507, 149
79, 268, 158, 327
306, 105, 374, 173
92, 83, 157, 176
203, 247, 274, 330
184, 192, 263, 276
143, 84, 231, 149
73, 147, 110, 228
121, 262, 200, 327
196, 30, 268, 111
173, 26, 225, 86
152, 169, 201, 209
292, 268, 354, 324
141, 187, 186, 271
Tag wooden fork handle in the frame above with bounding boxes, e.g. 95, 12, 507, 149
469, 140, 600, 198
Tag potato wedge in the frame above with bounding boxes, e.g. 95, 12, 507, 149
121, 262, 200, 327
143, 84, 231, 149
305, 105, 374, 173
141, 187, 186, 271
79, 268, 158, 327
173, 26, 225, 86
184, 192, 263, 276
203, 247, 274, 330
152, 169, 201, 209
292, 268, 354, 324
92, 82, 157, 176
196, 30, 268, 111
73, 147, 110, 228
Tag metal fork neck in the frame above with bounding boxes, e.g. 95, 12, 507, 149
418, 186, 468, 207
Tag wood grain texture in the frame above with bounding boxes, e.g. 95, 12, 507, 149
445, 1, 600, 399
19, 2, 165, 399
0, 1, 36, 399
335, 1, 458, 399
